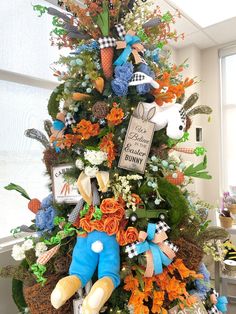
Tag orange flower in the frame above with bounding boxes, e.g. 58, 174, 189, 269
74, 119, 100, 140
80, 217, 94, 233
100, 133, 116, 168
116, 229, 127, 246
152, 291, 165, 313
113, 206, 125, 220
103, 216, 119, 235
124, 274, 139, 291
172, 259, 203, 280
106, 107, 124, 126
100, 198, 122, 214
134, 304, 149, 314
166, 277, 183, 301
125, 227, 139, 244
91, 219, 104, 232
131, 193, 142, 205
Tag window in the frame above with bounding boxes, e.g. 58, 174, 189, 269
220, 47, 236, 191
0, 0, 63, 239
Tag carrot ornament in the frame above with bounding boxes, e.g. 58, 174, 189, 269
96, 2, 115, 79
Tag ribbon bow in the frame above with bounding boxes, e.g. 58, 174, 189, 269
126, 222, 178, 277
114, 27, 144, 66
77, 171, 109, 205
209, 290, 228, 314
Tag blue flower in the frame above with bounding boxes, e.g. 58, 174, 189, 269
136, 63, 155, 95
114, 62, 134, 81
136, 83, 150, 94
194, 263, 211, 295
35, 206, 56, 231
41, 194, 53, 209
138, 63, 155, 78
111, 78, 128, 96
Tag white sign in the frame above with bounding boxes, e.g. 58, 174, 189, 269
52, 164, 81, 204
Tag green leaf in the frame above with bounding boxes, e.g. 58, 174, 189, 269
4, 183, 31, 200
95, 2, 110, 37
184, 156, 212, 179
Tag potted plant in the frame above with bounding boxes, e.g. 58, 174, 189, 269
219, 207, 233, 229
224, 194, 236, 215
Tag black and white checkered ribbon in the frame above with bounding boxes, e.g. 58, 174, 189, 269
208, 305, 219, 314
98, 37, 116, 49
65, 113, 76, 127
114, 24, 126, 40
125, 221, 178, 259
129, 72, 159, 88
163, 240, 178, 253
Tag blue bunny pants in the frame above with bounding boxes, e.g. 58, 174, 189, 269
69, 230, 120, 288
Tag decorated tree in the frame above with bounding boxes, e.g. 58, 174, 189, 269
1, 1, 229, 314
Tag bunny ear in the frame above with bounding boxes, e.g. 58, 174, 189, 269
187, 105, 212, 117
47, 7, 70, 22
138, 103, 145, 119
146, 107, 156, 120
24, 129, 50, 148
44, 120, 53, 138
183, 93, 199, 111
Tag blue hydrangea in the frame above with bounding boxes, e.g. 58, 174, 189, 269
137, 83, 151, 94
41, 194, 53, 209
114, 62, 134, 81
71, 41, 99, 54
36, 206, 56, 231
194, 263, 211, 296
111, 78, 129, 96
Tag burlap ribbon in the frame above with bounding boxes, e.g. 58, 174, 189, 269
77, 171, 109, 205
114, 25, 144, 66
136, 223, 177, 277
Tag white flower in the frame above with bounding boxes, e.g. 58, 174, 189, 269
84, 150, 107, 165
84, 166, 99, 178
12, 244, 25, 261
22, 239, 34, 251
75, 158, 84, 170
35, 242, 48, 257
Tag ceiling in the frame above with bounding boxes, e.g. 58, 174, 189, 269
160, 0, 236, 49
46, 0, 236, 50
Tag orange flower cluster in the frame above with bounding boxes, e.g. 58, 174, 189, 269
100, 133, 116, 167
73, 119, 100, 140
63, 119, 100, 148
124, 258, 202, 314
73, 197, 139, 244
152, 72, 194, 106
106, 107, 124, 126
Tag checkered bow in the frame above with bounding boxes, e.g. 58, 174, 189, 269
98, 37, 116, 49
113, 26, 145, 66
125, 222, 178, 277
129, 71, 159, 88
208, 306, 219, 314
65, 113, 76, 127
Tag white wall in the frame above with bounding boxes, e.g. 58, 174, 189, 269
174, 44, 222, 207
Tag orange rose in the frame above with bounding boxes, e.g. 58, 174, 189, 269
80, 217, 94, 233
91, 219, 104, 232
116, 229, 127, 246
100, 198, 122, 214
131, 193, 142, 205
104, 217, 119, 235
125, 227, 139, 244
113, 206, 125, 220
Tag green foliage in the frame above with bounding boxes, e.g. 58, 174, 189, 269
12, 278, 27, 312
184, 155, 212, 179
156, 176, 190, 236
48, 83, 64, 119
95, 2, 110, 37
4, 183, 31, 200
